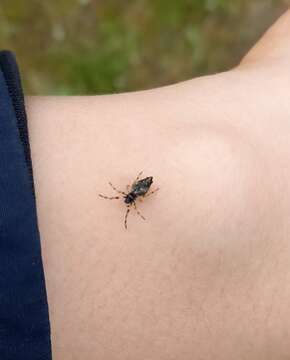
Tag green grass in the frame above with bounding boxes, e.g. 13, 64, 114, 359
0, 0, 288, 94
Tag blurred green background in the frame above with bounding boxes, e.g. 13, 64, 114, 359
0, 0, 288, 95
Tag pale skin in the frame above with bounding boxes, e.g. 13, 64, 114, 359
25, 10, 290, 360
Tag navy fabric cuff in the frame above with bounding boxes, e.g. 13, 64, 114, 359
0, 50, 52, 360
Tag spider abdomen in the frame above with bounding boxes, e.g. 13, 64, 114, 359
124, 176, 153, 204
131, 176, 153, 196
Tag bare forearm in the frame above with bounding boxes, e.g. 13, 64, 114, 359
25, 65, 290, 359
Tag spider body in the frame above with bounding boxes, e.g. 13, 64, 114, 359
98, 172, 159, 229
125, 176, 153, 204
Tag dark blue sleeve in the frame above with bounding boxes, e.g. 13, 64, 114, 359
0, 51, 52, 360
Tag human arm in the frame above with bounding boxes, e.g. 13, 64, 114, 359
25, 10, 290, 360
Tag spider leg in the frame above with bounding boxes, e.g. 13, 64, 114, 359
133, 201, 146, 220
124, 205, 131, 230
144, 187, 160, 197
108, 182, 127, 195
98, 194, 120, 200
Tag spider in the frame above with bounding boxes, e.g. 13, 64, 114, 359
98, 171, 159, 229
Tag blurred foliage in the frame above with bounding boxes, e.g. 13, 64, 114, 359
0, 0, 289, 94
